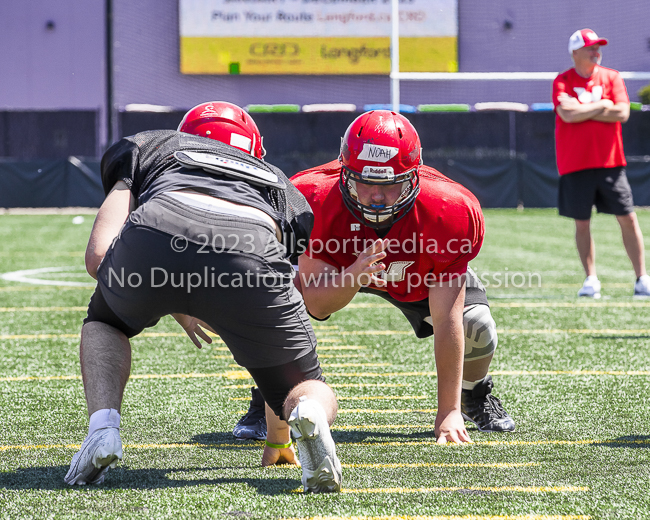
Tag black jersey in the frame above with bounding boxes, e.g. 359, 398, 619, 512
101, 129, 313, 262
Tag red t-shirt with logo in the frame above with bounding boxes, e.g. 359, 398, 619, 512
291, 161, 484, 302
552, 66, 628, 176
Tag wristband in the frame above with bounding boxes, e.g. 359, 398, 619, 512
265, 440, 293, 449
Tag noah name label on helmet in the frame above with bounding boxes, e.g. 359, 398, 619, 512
362, 166, 395, 183
357, 144, 398, 163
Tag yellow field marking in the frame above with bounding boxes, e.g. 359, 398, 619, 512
0, 372, 246, 383
281, 515, 590, 520
225, 371, 253, 380
0, 375, 82, 382
5, 327, 644, 343
332, 424, 436, 430
0, 372, 234, 383
238, 408, 437, 415
341, 462, 538, 468
293, 486, 587, 494
0, 442, 262, 452
5, 369, 650, 384
322, 328, 650, 336
345, 438, 650, 448
312, 326, 340, 330
328, 372, 439, 378
0, 334, 80, 340
6, 369, 650, 383
0, 444, 82, 451
329, 369, 650, 377
131, 373, 227, 380
3, 437, 646, 451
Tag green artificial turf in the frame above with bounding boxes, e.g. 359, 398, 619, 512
1, 209, 650, 519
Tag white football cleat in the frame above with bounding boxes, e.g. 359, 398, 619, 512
288, 397, 342, 493
64, 427, 123, 485
634, 275, 650, 298
577, 276, 601, 299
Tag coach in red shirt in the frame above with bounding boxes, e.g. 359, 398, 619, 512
553, 28, 650, 298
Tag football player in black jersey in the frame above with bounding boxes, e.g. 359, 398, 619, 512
64, 102, 342, 493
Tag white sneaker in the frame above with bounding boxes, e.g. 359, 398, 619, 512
64, 427, 123, 485
288, 397, 342, 493
577, 276, 601, 298
634, 274, 650, 297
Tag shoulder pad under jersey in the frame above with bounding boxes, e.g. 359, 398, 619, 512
173, 150, 286, 190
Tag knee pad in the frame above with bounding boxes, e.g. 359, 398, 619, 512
463, 304, 497, 361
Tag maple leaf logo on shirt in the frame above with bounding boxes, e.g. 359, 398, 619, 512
573, 86, 603, 103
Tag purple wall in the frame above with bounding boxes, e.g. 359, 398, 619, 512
0, 1, 104, 109
2, 0, 649, 150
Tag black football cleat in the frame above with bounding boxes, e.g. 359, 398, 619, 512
461, 375, 515, 432
233, 387, 267, 440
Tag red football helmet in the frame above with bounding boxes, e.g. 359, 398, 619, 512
339, 110, 421, 229
177, 101, 265, 159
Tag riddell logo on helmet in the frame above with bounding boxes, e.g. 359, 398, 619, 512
199, 105, 219, 118
362, 166, 395, 181
357, 144, 398, 163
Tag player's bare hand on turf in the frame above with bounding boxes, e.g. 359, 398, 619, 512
171, 313, 213, 349
348, 238, 389, 287
261, 445, 300, 467
435, 410, 472, 445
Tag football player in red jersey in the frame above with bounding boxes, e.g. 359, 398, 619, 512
235, 110, 514, 446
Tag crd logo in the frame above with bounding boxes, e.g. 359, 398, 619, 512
250, 43, 300, 57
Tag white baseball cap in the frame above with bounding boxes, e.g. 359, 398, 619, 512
568, 29, 608, 54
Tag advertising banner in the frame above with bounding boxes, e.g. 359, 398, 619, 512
179, 0, 458, 75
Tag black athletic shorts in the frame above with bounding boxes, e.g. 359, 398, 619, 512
558, 166, 634, 220
85, 194, 322, 416
361, 267, 489, 339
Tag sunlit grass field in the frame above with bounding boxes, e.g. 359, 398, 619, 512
1, 208, 650, 520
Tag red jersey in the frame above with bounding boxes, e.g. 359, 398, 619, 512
292, 161, 484, 302
552, 66, 628, 175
